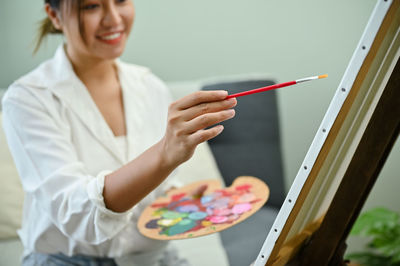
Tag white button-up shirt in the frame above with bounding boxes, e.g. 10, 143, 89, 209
2, 45, 179, 259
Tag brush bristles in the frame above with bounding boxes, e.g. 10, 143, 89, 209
318, 74, 328, 79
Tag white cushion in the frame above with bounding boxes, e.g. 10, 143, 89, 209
0, 112, 24, 239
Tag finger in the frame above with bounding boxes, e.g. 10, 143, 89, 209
175, 90, 228, 110
191, 184, 208, 198
181, 97, 237, 121
191, 125, 225, 144
189, 125, 225, 145
165, 186, 178, 195
184, 109, 235, 134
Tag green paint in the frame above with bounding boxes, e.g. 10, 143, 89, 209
161, 211, 188, 219
163, 219, 196, 236
153, 208, 168, 216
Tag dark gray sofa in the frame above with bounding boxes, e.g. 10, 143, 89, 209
202, 80, 285, 266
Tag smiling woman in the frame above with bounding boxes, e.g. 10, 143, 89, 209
1, 0, 236, 265
41, 0, 134, 62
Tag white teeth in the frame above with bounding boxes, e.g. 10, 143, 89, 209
100, 32, 121, 40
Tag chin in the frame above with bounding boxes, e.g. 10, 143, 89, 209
97, 46, 125, 60
105, 50, 124, 60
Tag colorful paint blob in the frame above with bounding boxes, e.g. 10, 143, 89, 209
164, 219, 197, 236
232, 203, 252, 214
213, 208, 231, 216
208, 216, 228, 224
238, 193, 256, 203
201, 220, 213, 227
145, 219, 159, 229
200, 195, 214, 204
188, 212, 208, 220
161, 211, 187, 219
175, 204, 199, 213
157, 218, 182, 227
144, 182, 260, 237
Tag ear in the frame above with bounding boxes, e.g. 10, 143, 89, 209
45, 3, 63, 31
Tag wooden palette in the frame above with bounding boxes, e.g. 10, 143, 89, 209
137, 176, 270, 240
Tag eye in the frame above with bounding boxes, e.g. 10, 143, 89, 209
116, 0, 127, 3
81, 3, 100, 10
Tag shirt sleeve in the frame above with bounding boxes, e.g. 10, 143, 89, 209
2, 86, 133, 245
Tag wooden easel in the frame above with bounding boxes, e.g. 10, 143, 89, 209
294, 38, 400, 266
254, 1, 400, 265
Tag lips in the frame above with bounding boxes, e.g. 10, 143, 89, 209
97, 31, 124, 45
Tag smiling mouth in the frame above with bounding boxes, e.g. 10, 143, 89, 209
97, 32, 124, 44
99, 32, 122, 41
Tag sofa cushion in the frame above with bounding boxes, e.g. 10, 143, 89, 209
202, 80, 285, 208
0, 112, 24, 239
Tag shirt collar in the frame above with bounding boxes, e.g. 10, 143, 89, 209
22, 44, 127, 164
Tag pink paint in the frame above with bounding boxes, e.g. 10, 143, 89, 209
232, 203, 252, 214
213, 208, 231, 216
238, 193, 256, 203
209, 216, 228, 224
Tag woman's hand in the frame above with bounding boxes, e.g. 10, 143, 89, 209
160, 90, 237, 168
104, 90, 236, 212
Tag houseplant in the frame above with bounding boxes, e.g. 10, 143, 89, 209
347, 207, 400, 266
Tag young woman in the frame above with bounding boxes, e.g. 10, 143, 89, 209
2, 0, 237, 265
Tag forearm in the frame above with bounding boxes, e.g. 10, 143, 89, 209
103, 139, 175, 213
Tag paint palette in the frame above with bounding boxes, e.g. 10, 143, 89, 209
137, 176, 269, 240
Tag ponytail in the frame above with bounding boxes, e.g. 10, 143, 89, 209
34, 16, 63, 54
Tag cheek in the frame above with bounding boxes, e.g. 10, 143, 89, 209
123, 5, 135, 32
82, 15, 102, 40
63, 19, 84, 45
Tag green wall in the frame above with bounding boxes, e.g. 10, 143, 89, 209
1, 0, 398, 254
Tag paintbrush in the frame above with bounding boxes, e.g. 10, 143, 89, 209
226, 74, 328, 99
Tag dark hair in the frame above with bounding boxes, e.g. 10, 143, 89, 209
34, 0, 84, 53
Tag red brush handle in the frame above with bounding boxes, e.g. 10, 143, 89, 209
226, 81, 297, 99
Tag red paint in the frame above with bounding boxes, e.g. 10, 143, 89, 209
214, 189, 232, 197
235, 184, 252, 191
151, 202, 169, 208
171, 193, 186, 201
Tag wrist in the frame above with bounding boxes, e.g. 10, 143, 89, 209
155, 138, 179, 173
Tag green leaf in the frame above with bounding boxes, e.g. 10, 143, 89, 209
349, 207, 400, 265
392, 252, 400, 263
350, 208, 399, 237
367, 227, 400, 256
346, 252, 392, 266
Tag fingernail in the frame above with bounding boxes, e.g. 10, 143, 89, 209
227, 98, 237, 105
219, 90, 228, 97
227, 109, 235, 117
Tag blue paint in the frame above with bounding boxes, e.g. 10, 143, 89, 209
188, 212, 208, 220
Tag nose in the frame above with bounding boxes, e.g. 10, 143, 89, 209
102, 3, 122, 27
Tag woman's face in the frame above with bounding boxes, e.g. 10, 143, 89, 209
60, 0, 135, 61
